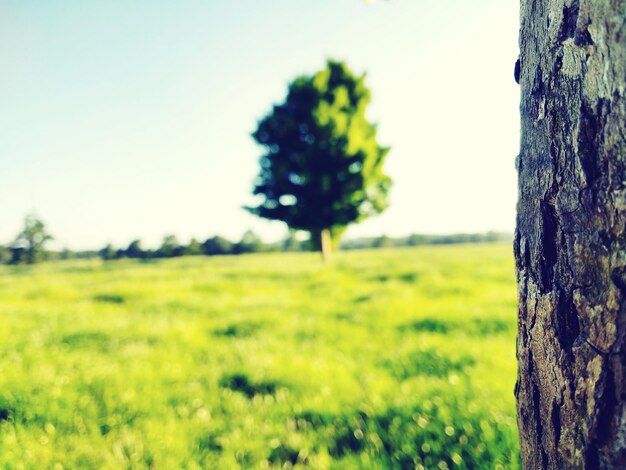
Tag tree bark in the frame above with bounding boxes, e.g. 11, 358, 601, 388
320, 228, 332, 262
515, 0, 626, 468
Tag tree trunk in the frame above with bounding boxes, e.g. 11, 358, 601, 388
320, 228, 332, 262
515, 0, 626, 468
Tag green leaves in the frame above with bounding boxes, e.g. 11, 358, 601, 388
248, 60, 391, 251
11, 214, 54, 264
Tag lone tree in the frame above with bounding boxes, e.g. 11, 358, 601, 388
515, 0, 625, 467
247, 60, 391, 260
11, 214, 53, 264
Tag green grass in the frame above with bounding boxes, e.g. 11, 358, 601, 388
0, 243, 520, 469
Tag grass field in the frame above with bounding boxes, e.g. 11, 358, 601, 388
0, 243, 520, 469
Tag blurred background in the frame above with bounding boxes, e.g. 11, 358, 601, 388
0, 1, 521, 468
1, 0, 519, 250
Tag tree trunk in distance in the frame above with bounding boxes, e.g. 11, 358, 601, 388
320, 228, 332, 262
515, 0, 626, 468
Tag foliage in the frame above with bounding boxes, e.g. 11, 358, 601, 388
0, 221, 513, 265
282, 230, 305, 252
342, 232, 513, 251
201, 236, 234, 256
157, 235, 184, 258
233, 230, 264, 255
124, 240, 145, 259
0, 244, 519, 468
99, 244, 117, 261
186, 238, 203, 256
247, 60, 391, 253
0, 246, 10, 265
373, 235, 394, 249
10, 214, 53, 264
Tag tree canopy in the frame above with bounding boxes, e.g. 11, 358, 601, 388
247, 60, 391, 258
11, 214, 53, 264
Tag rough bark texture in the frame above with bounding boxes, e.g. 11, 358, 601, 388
515, 0, 626, 467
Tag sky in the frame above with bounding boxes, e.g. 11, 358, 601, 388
0, 0, 520, 250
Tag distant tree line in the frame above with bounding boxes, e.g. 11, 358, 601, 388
0, 215, 512, 266
94, 230, 288, 261
0, 217, 311, 265
340, 231, 513, 250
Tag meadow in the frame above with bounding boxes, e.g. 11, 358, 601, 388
0, 243, 520, 469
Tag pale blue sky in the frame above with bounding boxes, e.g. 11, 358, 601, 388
0, 0, 520, 249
